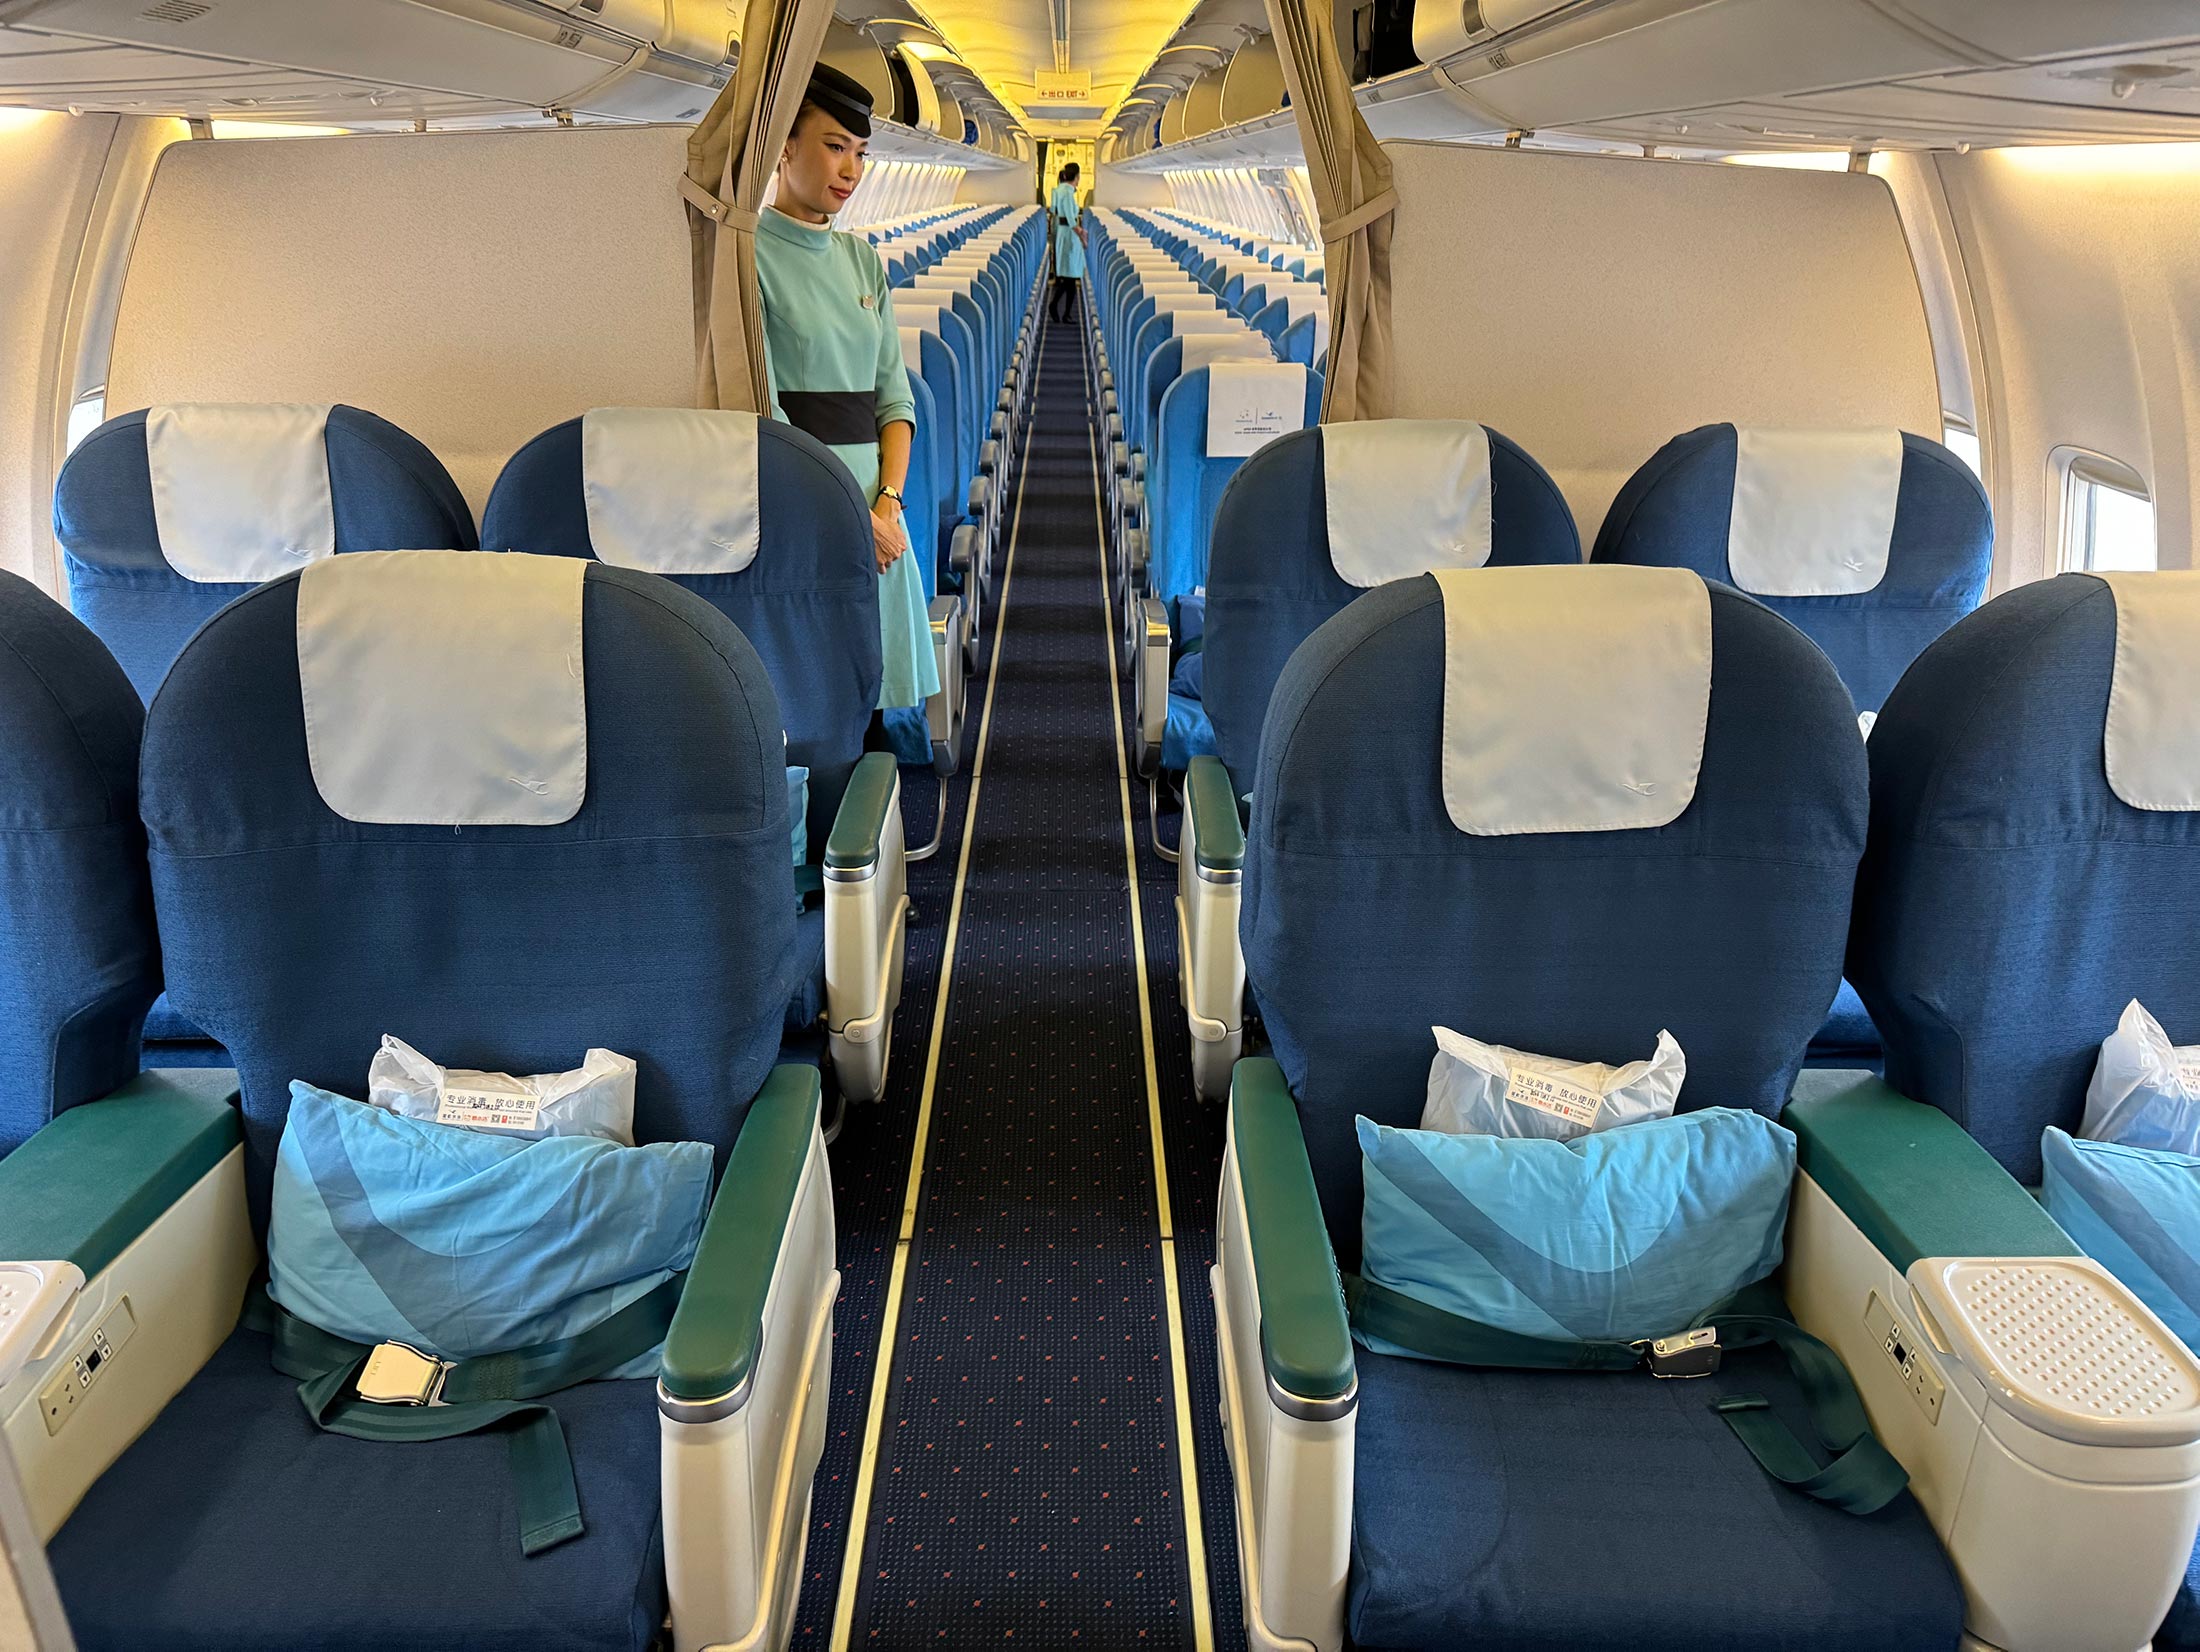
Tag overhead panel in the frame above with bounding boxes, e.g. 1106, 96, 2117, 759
1183, 66, 1229, 138
1220, 34, 1287, 125
817, 18, 896, 120
1159, 90, 1189, 146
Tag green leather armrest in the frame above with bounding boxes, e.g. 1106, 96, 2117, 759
0, 1070, 241, 1279
824, 751, 899, 873
1186, 756, 1245, 876
1784, 1069, 2080, 1272
660, 1064, 821, 1405
1232, 1058, 1354, 1403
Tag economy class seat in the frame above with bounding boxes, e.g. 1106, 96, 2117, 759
1223, 567, 2041, 1652
483, 410, 912, 1104
52, 402, 476, 1066
1115, 323, 1274, 555
1844, 569, 2200, 1649
0, 571, 162, 1160
14, 549, 832, 1652
1160, 421, 1581, 1097
1593, 425, 1993, 1062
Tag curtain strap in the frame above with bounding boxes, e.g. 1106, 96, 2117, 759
1321, 187, 1398, 244
680, 175, 760, 233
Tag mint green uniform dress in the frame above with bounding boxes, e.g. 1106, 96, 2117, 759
756, 206, 939, 712
1051, 183, 1085, 281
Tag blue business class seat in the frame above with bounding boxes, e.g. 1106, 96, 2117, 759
1595, 425, 1993, 1064
482, 410, 913, 1102
1212, 564, 1970, 1651
38, 551, 834, 1652
1162, 423, 1581, 1098
0, 571, 160, 1158
53, 403, 475, 1066
1847, 570, 2200, 1646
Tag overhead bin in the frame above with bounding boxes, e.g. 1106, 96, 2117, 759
1219, 34, 1289, 126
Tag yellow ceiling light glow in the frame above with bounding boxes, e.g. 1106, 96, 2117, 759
1993, 141, 2200, 176
0, 106, 53, 132
209, 120, 349, 140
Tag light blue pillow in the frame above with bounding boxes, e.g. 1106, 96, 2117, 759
787, 765, 810, 866
1356, 1108, 1796, 1350
2040, 1126, 2200, 1351
268, 1082, 711, 1375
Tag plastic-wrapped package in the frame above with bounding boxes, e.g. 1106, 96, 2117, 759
1420, 1026, 1686, 1142
366, 1034, 638, 1145
2081, 1000, 2200, 1156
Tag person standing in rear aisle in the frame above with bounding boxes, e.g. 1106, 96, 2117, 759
1048, 161, 1086, 324
757, 62, 939, 728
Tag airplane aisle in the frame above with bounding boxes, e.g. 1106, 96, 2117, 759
792, 303, 1241, 1649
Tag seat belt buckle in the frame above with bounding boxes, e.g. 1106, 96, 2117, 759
357, 1341, 452, 1406
1644, 1327, 1722, 1379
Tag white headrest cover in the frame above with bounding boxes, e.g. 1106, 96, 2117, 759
1283, 292, 1326, 324
896, 302, 945, 333
298, 551, 587, 826
1325, 422, 1494, 588
1180, 332, 1273, 373
2101, 572, 2200, 812
1727, 428, 1902, 596
146, 403, 336, 583
898, 326, 924, 375
1206, 361, 1308, 460
1157, 293, 1221, 316
1170, 311, 1245, 337
580, 408, 759, 575
1434, 565, 1710, 836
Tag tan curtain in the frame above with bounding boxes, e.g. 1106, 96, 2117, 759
1261, 0, 1396, 422
680, 0, 835, 412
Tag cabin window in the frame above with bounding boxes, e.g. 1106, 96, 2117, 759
1940, 418, 1981, 479
2057, 449, 2156, 573
64, 391, 105, 455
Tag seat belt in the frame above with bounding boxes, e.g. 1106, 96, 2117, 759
245, 1275, 682, 1555
1344, 1275, 1909, 1516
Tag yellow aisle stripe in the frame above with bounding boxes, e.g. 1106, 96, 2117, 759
826, 331, 1035, 1652
1085, 389, 1216, 1652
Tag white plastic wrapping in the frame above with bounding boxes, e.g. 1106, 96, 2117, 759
367, 1034, 638, 1145
1420, 1026, 1687, 1142
2082, 999, 2200, 1155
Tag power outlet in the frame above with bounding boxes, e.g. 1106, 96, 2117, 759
1865, 1292, 1945, 1424
34, 1296, 135, 1436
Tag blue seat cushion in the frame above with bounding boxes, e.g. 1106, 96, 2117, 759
48, 1326, 664, 1651
1348, 1344, 1963, 1652
787, 902, 827, 1034
1162, 692, 1216, 774
1808, 980, 1881, 1066
140, 991, 229, 1068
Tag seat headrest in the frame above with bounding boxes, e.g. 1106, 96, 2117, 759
1205, 361, 1308, 459
2100, 572, 2200, 812
578, 408, 760, 576
898, 326, 925, 375
297, 552, 588, 827
1170, 311, 1246, 338
895, 302, 946, 334
1728, 428, 1904, 595
1434, 566, 1710, 835
1179, 332, 1273, 374
145, 403, 336, 582
1323, 420, 1497, 587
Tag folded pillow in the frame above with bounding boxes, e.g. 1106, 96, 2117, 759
368, 1034, 636, 1145
2082, 999, 2200, 1156
2039, 1126, 2200, 1351
1420, 1026, 1685, 1142
269, 1082, 709, 1371
1356, 1107, 1795, 1349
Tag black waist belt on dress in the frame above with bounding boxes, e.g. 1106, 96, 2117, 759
778, 390, 877, 449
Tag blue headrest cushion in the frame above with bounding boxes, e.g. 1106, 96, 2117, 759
480, 416, 881, 863
55, 405, 477, 703
1850, 574, 2200, 1181
1247, 575, 1864, 1261
141, 562, 799, 1231
1592, 424, 1990, 712
1203, 425, 1581, 790
0, 571, 158, 1153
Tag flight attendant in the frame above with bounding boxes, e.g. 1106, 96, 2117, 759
1048, 161, 1086, 323
757, 62, 939, 724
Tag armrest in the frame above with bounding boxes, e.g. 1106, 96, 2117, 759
0, 1071, 241, 1279
1185, 756, 1244, 876
950, 521, 981, 575
659, 1065, 821, 1406
824, 751, 899, 874
1232, 1059, 1354, 1404
1783, 1069, 2078, 1271
967, 477, 988, 521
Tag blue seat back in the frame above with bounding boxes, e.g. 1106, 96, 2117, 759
143, 556, 798, 1232
1148, 365, 1325, 612
1204, 425, 1582, 794
1593, 425, 1992, 713
480, 416, 880, 862
1849, 574, 2200, 1182
1246, 573, 1865, 1260
0, 572, 159, 1155
55, 405, 477, 703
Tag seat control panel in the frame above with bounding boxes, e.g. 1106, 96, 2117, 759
1866, 1292, 1945, 1424
38, 1296, 137, 1435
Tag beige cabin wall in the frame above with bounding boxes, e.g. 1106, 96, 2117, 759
1931, 145, 2200, 584
1095, 164, 1172, 209
958, 164, 1038, 207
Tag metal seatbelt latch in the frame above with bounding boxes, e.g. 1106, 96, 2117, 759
357, 1341, 451, 1406
1646, 1327, 1721, 1378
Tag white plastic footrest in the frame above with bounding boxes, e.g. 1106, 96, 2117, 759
0, 1260, 84, 1390
1908, 1255, 2200, 1447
